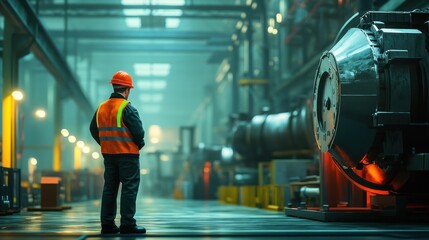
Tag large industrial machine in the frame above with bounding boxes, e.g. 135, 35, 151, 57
286, 10, 429, 220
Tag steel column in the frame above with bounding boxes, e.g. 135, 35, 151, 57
259, 0, 271, 104
1, 20, 31, 168
231, 43, 239, 114
246, 18, 254, 116
53, 84, 62, 171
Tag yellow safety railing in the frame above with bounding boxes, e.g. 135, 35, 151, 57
218, 186, 239, 204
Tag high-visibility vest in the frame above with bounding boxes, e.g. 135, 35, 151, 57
96, 98, 139, 154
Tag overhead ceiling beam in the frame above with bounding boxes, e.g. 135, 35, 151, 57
79, 43, 229, 53
48, 30, 231, 41
34, 3, 257, 19
0, 0, 93, 114
38, 13, 241, 20
35, 3, 252, 12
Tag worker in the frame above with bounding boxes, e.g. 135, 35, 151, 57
89, 70, 146, 234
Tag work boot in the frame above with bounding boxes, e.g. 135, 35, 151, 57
101, 224, 119, 234
120, 225, 146, 234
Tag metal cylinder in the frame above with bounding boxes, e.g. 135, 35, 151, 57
300, 186, 320, 199
232, 101, 314, 160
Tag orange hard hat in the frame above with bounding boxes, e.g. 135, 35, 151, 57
109, 70, 134, 88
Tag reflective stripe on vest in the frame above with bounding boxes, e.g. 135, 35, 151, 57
96, 98, 139, 154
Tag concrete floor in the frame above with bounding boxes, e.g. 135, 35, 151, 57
0, 198, 428, 240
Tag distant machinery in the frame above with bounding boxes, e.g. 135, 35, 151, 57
223, 101, 318, 209
286, 10, 429, 220
173, 126, 247, 200
189, 146, 229, 200
0, 168, 21, 214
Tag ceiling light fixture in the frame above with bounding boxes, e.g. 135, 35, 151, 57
136, 80, 167, 90
134, 63, 171, 77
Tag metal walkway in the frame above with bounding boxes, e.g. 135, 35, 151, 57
0, 198, 428, 239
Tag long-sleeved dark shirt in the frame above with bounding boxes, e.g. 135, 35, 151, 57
90, 93, 145, 158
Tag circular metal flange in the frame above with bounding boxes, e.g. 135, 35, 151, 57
313, 52, 340, 152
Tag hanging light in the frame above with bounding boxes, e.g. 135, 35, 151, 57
92, 152, 100, 159
11, 90, 24, 101
34, 109, 46, 119
61, 129, 69, 137
68, 135, 76, 143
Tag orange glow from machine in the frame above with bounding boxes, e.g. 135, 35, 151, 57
203, 161, 211, 182
353, 154, 387, 185
327, 149, 390, 195
323, 152, 348, 199
362, 164, 386, 185
203, 161, 211, 199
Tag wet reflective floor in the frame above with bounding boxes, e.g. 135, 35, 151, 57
0, 198, 428, 240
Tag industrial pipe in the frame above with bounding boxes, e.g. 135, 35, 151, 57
232, 100, 315, 161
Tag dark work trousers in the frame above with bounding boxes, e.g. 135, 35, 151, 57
101, 155, 140, 227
